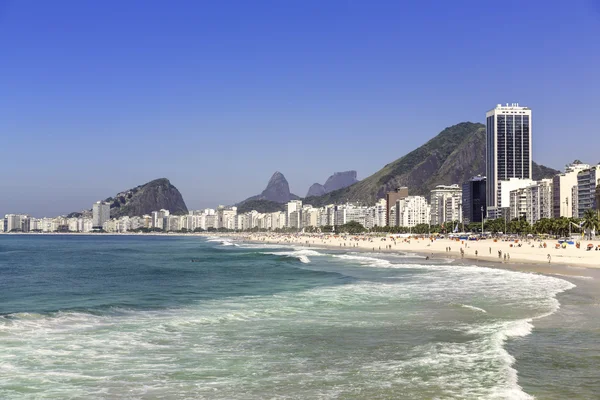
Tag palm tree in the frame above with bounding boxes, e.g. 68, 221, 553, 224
581, 209, 599, 240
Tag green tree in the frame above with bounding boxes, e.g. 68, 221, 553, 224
582, 209, 599, 240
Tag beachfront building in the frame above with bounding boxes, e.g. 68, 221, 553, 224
217, 206, 237, 230
318, 205, 335, 227
344, 204, 370, 227
498, 178, 534, 218
301, 206, 319, 228
397, 196, 430, 228
386, 187, 408, 226
526, 179, 553, 224
373, 199, 387, 228
285, 200, 302, 228
4, 214, 28, 232
552, 162, 590, 218
263, 211, 283, 230
92, 201, 110, 229
577, 165, 600, 218
486, 103, 532, 219
508, 186, 529, 221
462, 176, 486, 224
430, 185, 462, 225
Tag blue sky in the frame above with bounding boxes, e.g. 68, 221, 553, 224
1, 0, 599, 217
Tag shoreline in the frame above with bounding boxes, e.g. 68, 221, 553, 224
217, 232, 600, 281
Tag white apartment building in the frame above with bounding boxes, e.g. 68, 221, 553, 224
486, 103, 532, 218
526, 179, 553, 224
286, 200, 302, 228
5, 214, 26, 232
509, 186, 529, 221
217, 206, 237, 230
397, 196, 430, 227
318, 205, 335, 227
344, 204, 369, 227
373, 199, 387, 228
302, 206, 319, 228
430, 185, 462, 225
498, 178, 534, 216
552, 162, 590, 218
92, 201, 111, 229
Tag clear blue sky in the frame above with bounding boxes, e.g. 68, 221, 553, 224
2, 0, 599, 217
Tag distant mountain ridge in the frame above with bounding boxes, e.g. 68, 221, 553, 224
69, 178, 188, 218
305, 122, 559, 207
239, 172, 300, 205
306, 171, 359, 197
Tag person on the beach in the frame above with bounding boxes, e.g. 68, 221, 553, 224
475, 250, 478, 257
547, 254, 551, 263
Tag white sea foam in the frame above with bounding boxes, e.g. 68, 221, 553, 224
262, 249, 324, 264
205, 237, 238, 246
333, 254, 393, 268
460, 304, 487, 313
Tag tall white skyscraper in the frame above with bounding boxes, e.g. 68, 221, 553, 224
92, 201, 111, 228
486, 103, 532, 217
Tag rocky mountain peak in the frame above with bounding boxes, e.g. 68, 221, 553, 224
306, 170, 359, 197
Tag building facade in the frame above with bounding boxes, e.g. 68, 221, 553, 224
577, 165, 600, 218
486, 103, 532, 218
385, 187, 408, 226
397, 196, 430, 228
526, 179, 553, 224
552, 162, 590, 218
462, 176, 486, 224
92, 201, 111, 229
430, 184, 462, 225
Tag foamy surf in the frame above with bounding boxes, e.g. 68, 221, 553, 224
262, 249, 324, 264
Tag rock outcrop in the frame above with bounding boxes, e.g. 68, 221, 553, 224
306, 183, 326, 197
306, 171, 359, 197
239, 172, 300, 205
70, 178, 188, 218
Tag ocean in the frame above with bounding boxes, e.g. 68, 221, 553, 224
0, 235, 599, 399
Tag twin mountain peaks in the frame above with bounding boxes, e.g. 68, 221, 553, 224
74, 122, 559, 217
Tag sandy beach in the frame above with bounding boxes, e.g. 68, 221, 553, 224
219, 232, 600, 278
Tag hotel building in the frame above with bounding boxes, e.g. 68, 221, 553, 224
486, 103, 532, 218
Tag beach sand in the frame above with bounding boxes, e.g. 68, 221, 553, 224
222, 232, 600, 279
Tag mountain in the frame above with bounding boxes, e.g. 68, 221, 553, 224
305, 122, 559, 207
69, 178, 188, 218
306, 183, 326, 197
306, 171, 359, 197
240, 172, 300, 204
235, 199, 285, 214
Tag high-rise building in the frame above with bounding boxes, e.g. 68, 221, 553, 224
577, 165, 600, 218
486, 103, 532, 218
385, 187, 408, 226
462, 176, 486, 224
92, 201, 111, 229
285, 200, 302, 228
552, 162, 590, 218
429, 184, 462, 225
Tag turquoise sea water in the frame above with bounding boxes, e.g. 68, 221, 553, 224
0, 235, 598, 399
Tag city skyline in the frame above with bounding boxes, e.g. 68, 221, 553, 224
1, 1, 600, 216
